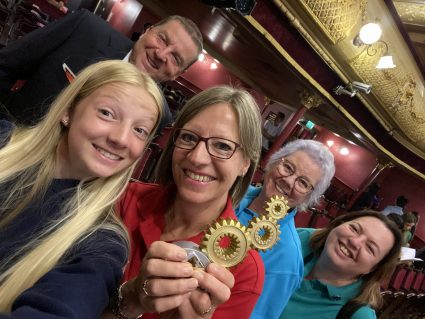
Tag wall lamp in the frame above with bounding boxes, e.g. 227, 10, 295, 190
334, 81, 372, 97
353, 22, 396, 69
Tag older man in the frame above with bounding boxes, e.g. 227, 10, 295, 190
0, 9, 202, 129
235, 139, 335, 319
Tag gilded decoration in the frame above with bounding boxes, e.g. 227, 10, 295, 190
394, 1, 425, 26
298, 0, 367, 43
350, 43, 425, 144
299, 89, 323, 109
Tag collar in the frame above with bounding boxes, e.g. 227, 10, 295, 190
123, 50, 131, 62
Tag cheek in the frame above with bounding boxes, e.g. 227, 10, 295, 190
129, 140, 148, 160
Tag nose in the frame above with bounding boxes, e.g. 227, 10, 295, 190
155, 46, 172, 63
108, 125, 130, 148
284, 174, 298, 190
186, 141, 212, 165
348, 234, 366, 250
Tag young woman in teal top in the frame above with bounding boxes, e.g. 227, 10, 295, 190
280, 211, 402, 319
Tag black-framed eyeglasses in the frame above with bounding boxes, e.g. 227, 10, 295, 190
276, 158, 315, 194
172, 128, 241, 159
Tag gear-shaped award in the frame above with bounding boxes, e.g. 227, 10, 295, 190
200, 218, 250, 268
265, 195, 289, 220
248, 215, 281, 252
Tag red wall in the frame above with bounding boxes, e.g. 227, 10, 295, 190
376, 167, 425, 244
315, 129, 378, 190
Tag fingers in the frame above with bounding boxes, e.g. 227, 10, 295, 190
206, 263, 235, 289
178, 297, 214, 319
145, 241, 188, 262
144, 292, 192, 314
192, 264, 233, 306
143, 277, 199, 297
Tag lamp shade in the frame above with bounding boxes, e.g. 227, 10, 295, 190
376, 55, 396, 69
359, 23, 382, 45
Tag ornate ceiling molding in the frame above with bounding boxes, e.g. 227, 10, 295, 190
394, 1, 425, 25
268, 0, 425, 164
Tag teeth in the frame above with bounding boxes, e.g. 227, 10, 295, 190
96, 147, 120, 160
275, 184, 288, 196
339, 243, 352, 258
186, 170, 214, 182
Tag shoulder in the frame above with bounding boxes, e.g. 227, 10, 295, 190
0, 119, 14, 148
296, 228, 315, 242
231, 250, 265, 295
119, 181, 163, 210
351, 305, 376, 319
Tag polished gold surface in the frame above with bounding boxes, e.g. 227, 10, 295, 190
200, 218, 250, 268
299, 0, 367, 44
248, 215, 281, 252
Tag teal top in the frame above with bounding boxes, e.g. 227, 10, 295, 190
279, 228, 376, 319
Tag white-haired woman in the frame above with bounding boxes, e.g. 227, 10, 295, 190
235, 139, 336, 319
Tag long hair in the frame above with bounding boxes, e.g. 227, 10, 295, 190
0, 60, 164, 311
265, 139, 335, 211
309, 210, 402, 309
155, 85, 262, 206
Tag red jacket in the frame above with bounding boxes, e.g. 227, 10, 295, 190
118, 181, 264, 319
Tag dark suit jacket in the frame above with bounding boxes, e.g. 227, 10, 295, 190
0, 9, 171, 130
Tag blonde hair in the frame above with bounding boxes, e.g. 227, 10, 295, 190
0, 60, 164, 311
155, 85, 262, 206
309, 210, 402, 309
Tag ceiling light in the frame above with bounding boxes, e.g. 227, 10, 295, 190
198, 53, 205, 62
357, 23, 382, 45
376, 55, 396, 69
339, 147, 349, 156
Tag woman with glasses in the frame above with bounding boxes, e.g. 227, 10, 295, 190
235, 139, 335, 319
110, 86, 265, 318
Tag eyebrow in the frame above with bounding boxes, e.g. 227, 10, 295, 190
284, 159, 313, 183
355, 222, 380, 254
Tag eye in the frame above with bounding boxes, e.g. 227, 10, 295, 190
179, 131, 197, 143
366, 244, 375, 256
297, 178, 310, 189
99, 109, 114, 119
134, 127, 149, 139
349, 224, 358, 233
283, 163, 294, 174
212, 140, 233, 152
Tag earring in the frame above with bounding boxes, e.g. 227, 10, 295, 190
61, 119, 69, 127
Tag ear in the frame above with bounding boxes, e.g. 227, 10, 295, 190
239, 157, 250, 177
61, 111, 70, 127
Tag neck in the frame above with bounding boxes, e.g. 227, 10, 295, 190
249, 193, 269, 215
305, 254, 357, 287
161, 195, 226, 241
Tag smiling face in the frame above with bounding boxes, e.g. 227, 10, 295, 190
324, 216, 395, 278
130, 20, 199, 82
56, 83, 158, 180
172, 102, 250, 208
262, 150, 322, 208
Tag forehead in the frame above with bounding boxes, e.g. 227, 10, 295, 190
182, 103, 240, 139
154, 20, 198, 61
285, 150, 322, 182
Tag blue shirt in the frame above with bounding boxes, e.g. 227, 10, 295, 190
235, 185, 304, 319
279, 228, 376, 319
